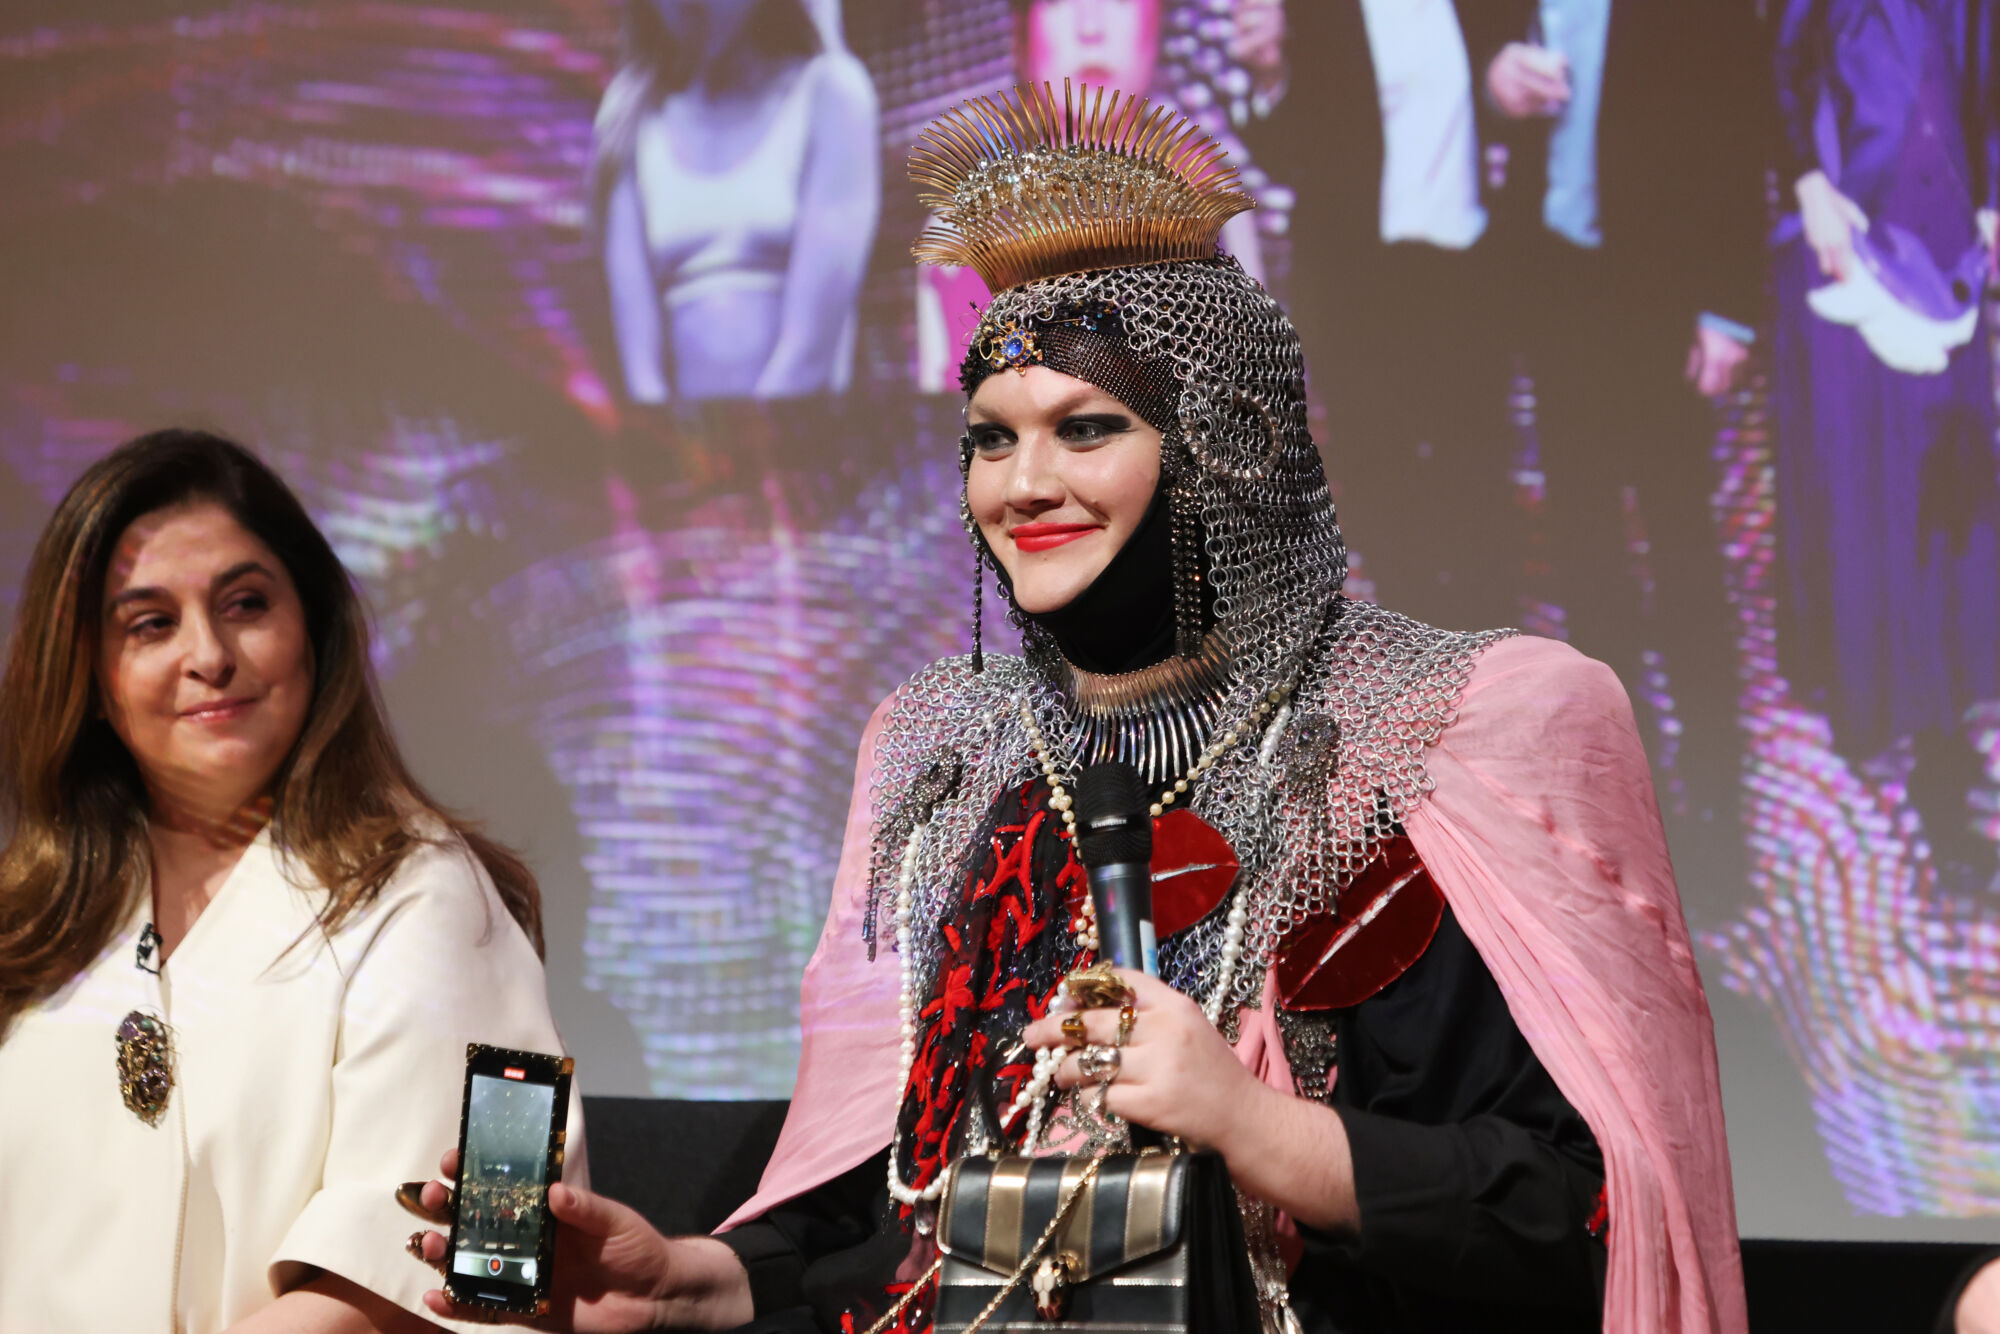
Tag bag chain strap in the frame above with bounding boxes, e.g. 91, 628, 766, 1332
861, 1253, 945, 1334
866, 1154, 1109, 1334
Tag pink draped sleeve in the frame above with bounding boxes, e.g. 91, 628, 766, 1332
719, 694, 905, 1230
1402, 635, 1747, 1334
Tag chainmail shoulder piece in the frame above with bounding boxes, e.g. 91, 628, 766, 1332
866, 601, 1512, 1015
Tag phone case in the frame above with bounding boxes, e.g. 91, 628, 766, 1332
442, 1042, 574, 1316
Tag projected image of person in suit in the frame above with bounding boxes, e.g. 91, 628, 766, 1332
1477, 0, 1768, 914
592, 0, 880, 403
1240, 0, 1522, 631
1772, 0, 2000, 887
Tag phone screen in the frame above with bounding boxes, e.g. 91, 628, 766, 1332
450, 1067, 558, 1299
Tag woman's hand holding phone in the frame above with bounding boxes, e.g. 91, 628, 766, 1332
408, 1150, 754, 1332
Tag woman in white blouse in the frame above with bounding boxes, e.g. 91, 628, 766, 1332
0, 429, 583, 1332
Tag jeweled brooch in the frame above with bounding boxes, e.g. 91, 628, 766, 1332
977, 321, 1043, 375
116, 1009, 175, 1126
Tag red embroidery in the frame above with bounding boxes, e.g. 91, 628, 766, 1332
890, 781, 1089, 1231
1587, 1184, 1610, 1240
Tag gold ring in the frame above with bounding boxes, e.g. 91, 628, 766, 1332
395, 1181, 451, 1224
1060, 1012, 1088, 1046
1116, 1002, 1137, 1047
406, 1230, 447, 1276
1065, 961, 1134, 1012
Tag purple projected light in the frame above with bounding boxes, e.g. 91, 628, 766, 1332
1704, 348, 2000, 1218
483, 453, 975, 1095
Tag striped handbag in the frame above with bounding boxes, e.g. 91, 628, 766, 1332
930, 1149, 1262, 1333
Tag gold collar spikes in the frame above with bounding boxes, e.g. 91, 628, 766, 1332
910, 80, 1255, 293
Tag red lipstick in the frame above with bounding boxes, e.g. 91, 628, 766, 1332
1009, 522, 1099, 553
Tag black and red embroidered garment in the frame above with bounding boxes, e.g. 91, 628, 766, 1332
715, 777, 1608, 1334
890, 778, 1090, 1212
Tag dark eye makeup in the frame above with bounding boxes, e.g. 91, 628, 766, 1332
966, 423, 1015, 452
1056, 412, 1134, 442
965, 411, 1136, 452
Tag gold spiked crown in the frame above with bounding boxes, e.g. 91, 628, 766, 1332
910, 81, 1255, 294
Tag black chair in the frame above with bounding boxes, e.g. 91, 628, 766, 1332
582, 1096, 790, 1237
1740, 1239, 1988, 1334
581, 1097, 1990, 1329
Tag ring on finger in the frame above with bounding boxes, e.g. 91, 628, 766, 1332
396, 1180, 452, 1225
1076, 1043, 1122, 1085
406, 1230, 447, 1277
1060, 1012, 1088, 1047
1115, 1002, 1137, 1048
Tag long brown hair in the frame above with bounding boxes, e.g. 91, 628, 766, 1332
0, 429, 543, 1036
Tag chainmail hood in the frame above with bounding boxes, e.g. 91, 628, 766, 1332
972, 255, 1344, 678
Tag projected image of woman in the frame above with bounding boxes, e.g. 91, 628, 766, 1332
593, 0, 880, 403
1773, 0, 2000, 874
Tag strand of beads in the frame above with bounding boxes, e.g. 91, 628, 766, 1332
1012, 1044, 1064, 1148
1007, 701, 1087, 1150
1202, 700, 1296, 1027
886, 826, 947, 1207
1203, 887, 1253, 1028
1018, 698, 1100, 956
1140, 682, 1296, 819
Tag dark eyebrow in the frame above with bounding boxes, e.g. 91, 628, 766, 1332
967, 385, 1118, 426
106, 560, 278, 613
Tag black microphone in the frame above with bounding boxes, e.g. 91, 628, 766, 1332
1074, 761, 1157, 976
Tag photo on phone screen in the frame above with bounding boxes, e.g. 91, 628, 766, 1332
445, 1045, 571, 1314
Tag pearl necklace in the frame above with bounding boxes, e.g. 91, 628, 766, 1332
886, 685, 1294, 1205
888, 826, 949, 1205
1019, 684, 1291, 1029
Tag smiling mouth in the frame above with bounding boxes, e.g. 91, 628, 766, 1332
180, 698, 256, 722
1009, 523, 1099, 553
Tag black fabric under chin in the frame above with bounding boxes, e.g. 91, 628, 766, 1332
986, 484, 1179, 675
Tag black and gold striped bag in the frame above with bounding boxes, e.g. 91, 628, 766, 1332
930, 1150, 1261, 1333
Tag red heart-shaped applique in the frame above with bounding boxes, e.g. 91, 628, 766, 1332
1275, 835, 1444, 1011
1150, 809, 1239, 938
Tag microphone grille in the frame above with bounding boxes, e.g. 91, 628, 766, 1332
1073, 761, 1154, 866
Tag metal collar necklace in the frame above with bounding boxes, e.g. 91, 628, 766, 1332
1059, 628, 1234, 788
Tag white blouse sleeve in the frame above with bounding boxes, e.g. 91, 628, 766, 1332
268, 838, 587, 1327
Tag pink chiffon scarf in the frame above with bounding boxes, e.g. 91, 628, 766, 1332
721, 635, 1747, 1334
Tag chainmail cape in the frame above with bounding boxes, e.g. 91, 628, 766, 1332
864, 247, 1510, 1017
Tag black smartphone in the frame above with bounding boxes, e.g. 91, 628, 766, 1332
442, 1043, 574, 1317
